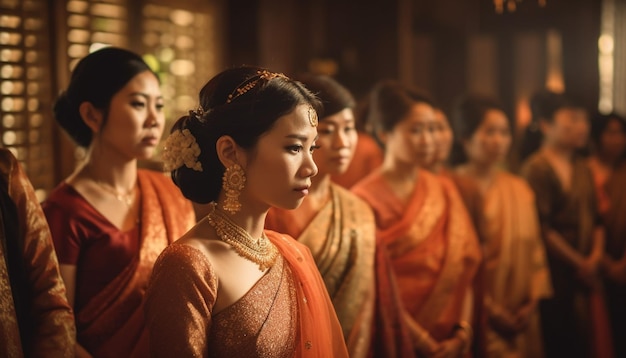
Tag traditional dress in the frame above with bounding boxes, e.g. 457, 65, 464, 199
43, 169, 194, 357
0, 149, 75, 358
332, 132, 383, 189
455, 171, 552, 357
265, 184, 376, 358
352, 169, 482, 347
144, 230, 349, 357
522, 153, 612, 358
602, 163, 626, 357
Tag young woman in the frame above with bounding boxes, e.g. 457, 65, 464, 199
144, 67, 348, 357
264, 74, 376, 357
450, 95, 552, 357
520, 90, 611, 358
352, 81, 481, 357
428, 108, 454, 174
587, 112, 626, 357
43, 47, 195, 357
0, 148, 75, 357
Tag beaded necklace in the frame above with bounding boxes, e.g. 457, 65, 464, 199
206, 204, 278, 271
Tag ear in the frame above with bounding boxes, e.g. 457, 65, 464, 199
78, 102, 104, 134
216, 135, 247, 169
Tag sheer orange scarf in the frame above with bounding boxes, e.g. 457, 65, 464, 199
77, 170, 194, 357
267, 230, 349, 358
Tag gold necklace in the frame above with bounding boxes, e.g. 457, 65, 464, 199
206, 204, 278, 271
94, 181, 135, 207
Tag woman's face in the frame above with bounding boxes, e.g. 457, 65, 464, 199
464, 109, 511, 167
384, 102, 436, 168
543, 107, 589, 149
243, 104, 319, 210
599, 118, 626, 160
99, 70, 165, 160
433, 109, 453, 165
313, 108, 358, 176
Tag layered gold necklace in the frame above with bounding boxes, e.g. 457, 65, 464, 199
206, 204, 278, 271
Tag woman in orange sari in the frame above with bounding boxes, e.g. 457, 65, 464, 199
265, 74, 375, 357
0, 148, 76, 357
450, 95, 552, 357
144, 66, 348, 357
352, 81, 481, 357
43, 48, 195, 357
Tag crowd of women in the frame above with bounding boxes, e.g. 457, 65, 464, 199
0, 46, 625, 358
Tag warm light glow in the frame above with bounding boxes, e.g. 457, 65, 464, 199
598, 0, 615, 113
169, 59, 195, 76
494, 0, 547, 14
170, 10, 194, 26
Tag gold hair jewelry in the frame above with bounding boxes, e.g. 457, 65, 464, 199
226, 70, 289, 104
207, 203, 278, 271
307, 106, 318, 127
189, 106, 205, 120
222, 164, 246, 214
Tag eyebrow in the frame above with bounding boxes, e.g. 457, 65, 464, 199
128, 92, 164, 100
286, 134, 319, 141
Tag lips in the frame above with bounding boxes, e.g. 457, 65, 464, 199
142, 135, 159, 145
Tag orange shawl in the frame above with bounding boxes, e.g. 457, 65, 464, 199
265, 184, 375, 358
77, 170, 194, 357
462, 172, 552, 357
0, 150, 75, 357
353, 169, 481, 341
267, 230, 349, 357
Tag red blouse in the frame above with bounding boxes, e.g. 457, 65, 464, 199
42, 183, 140, 312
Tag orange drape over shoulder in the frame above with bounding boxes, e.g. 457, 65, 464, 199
77, 170, 194, 357
267, 230, 349, 357
353, 169, 481, 341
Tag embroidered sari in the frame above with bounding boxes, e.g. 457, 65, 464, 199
44, 170, 194, 357
144, 230, 349, 357
265, 184, 376, 358
0, 149, 75, 358
456, 171, 552, 357
352, 169, 481, 345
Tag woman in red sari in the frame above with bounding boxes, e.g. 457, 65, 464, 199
144, 66, 348, 357
43, 48, 195, 357
352, 81, 481, 357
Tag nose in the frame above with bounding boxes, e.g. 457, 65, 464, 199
300, 151, 318, 178
145, 104, 162, 128
332, 130, 349, 149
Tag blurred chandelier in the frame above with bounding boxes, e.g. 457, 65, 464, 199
494, 0, 547, 13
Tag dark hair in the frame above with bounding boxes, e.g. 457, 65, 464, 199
590, 111, 626, 147
296, 74, 355, 118
519, 90, 578, 161
449, 95, 508, 165
367, 80, 434, 134
170, 66, 321, 203
53, 47, 156, 147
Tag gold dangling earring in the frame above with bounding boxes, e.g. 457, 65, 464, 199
222, 164, 246, 214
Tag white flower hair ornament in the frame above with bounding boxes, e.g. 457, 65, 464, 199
162, 129, 203, 172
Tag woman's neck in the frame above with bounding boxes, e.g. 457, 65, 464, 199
459, 161, 498, 191
215, 196, 268, 239
542, 142, 575, 161
80, 145, 137, 191
596, 152, 621, 168
381, 154, 419, 183
309, 173, 331, 203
